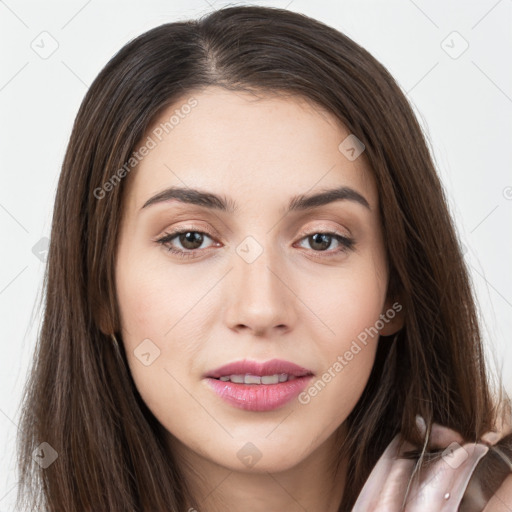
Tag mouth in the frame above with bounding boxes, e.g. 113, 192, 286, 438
204, 358, 314, 411
211, 373, 305, 384
205, 358, 314, 380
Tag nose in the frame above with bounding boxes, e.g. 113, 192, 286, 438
223, 239, 296, 337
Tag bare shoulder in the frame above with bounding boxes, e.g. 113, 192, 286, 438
483, 473, 512, 511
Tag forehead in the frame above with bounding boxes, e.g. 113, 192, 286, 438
122, 86, 377, 215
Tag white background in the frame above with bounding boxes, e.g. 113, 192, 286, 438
1, 0, 511, 509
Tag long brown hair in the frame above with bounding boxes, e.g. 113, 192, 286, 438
16, 5, 510, 511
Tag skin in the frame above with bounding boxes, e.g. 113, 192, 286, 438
114, 86, 404, 511
483, 474, 512, 511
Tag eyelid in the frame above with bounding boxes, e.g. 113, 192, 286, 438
155, 222, 355, 258
295, 222, 352, 240
155, 222, 350, 243
155, 223, 218, 240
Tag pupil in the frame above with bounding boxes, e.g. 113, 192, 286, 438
181, 232, 203, 249
311, 233, 330, 251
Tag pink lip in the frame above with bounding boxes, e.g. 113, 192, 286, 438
205, 358, 313, 379
204, 358, 314, 412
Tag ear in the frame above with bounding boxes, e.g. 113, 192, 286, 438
93, 295, 116, 336
379, 295, 405, 336
98, 311, 112, 336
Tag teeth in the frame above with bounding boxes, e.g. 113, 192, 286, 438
245, 374, 261, 384
216, 373, 299, 384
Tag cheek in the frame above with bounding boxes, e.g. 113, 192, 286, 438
297, 261, 386, 419
310, 262, 387, 345
115, 249, 214, 408
116, 246, 205, 343
116, 268, 166, 343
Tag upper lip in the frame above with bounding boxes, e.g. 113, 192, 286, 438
205, 358, 314, 379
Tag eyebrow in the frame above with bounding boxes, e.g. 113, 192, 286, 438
141, 185, 371, 213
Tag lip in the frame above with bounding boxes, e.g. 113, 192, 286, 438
204, 358, 314, 412
205, 358, 314, 379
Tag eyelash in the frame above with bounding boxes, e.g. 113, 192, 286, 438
155, 227, 355, 260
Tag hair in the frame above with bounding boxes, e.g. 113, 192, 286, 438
16, 5, 511, 511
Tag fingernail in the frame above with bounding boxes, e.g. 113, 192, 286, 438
415, 414, 426, 435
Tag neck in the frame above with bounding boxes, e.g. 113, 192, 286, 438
168, 427, 349, 512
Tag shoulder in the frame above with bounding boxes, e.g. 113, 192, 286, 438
479, 432, 512, 511
482, 473, 512, 511
353, 420, 512, 511
464, 431, 512, 511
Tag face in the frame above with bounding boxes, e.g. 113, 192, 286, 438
114, 86, 402, 474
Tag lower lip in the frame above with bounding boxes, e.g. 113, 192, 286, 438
204, 376, 314, 412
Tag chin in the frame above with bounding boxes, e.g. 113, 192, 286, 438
212, 438, 313, 474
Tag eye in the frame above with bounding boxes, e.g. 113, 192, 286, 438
156, 228, 218, 259
155, 228, 355, 259
295, 231, 355, 256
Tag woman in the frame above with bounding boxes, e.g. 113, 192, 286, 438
16, 5, 512, 511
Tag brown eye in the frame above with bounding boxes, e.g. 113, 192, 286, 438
156, 228, 217, 259
297, 232, 355, 255
308, 233, 333, 251
178, 231, 205, 250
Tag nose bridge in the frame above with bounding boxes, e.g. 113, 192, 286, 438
236, 234, 284, 300
225, 233, 294, 332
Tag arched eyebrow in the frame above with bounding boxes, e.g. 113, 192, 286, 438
141, 185, 371, 213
